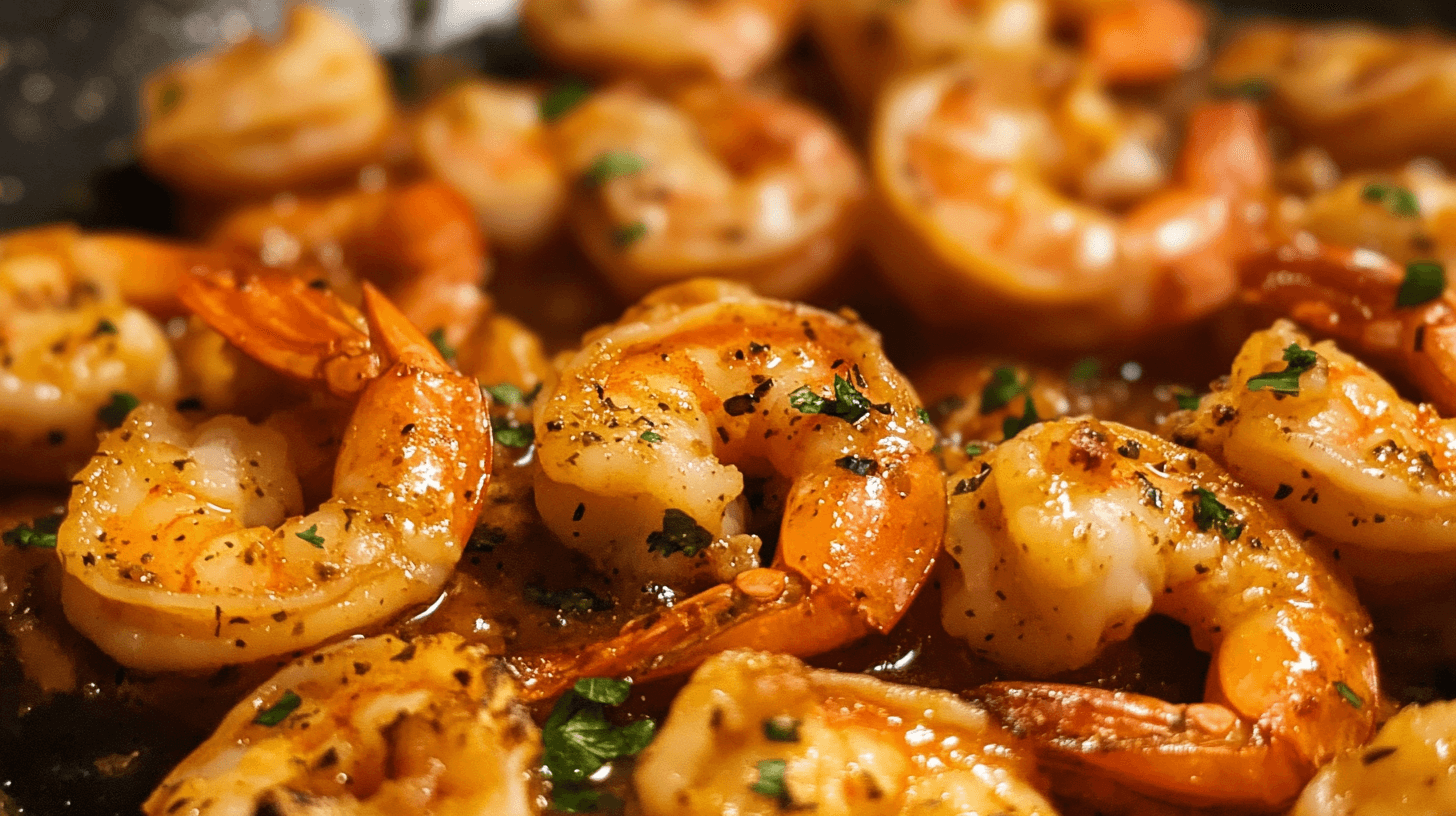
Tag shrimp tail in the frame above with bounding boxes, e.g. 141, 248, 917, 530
973, 682, 1308, 809
360, 282, 453, 373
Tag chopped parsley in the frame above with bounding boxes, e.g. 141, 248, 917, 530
93, 318, 118, 336
640, 430, 662, 443
428, 328, 457, 364
157, 83, 183, 114
1334, 680, 1364, 709
584, 151, 647, 185
917, 407, 931, 424
526, 584, 613, 615
484, 381, 542, 406
295, 525, 325, 548
788, 376, 875, 424
1069, 357, 1101, 384
1190, 487, 1243, 541
750, 758, 790, 806
97, 391, 140, 429
493, 416, 535, 448
3, 514, 61, 549
1001, 394, 1040, 439
788, 386, 824, 414
540, 78, 591, 122
253, 690, 302, 726
646, 509, 712, 558
551, 788, 622, 814
980, 366, 1025, 413
1175, 389, 1202, 411
763, 716, 801, 743
1247, 343, 1318, 395
1360, 182, 1420, 217
964, 442, 984, 457
1397, 260, 1446, 307
542, 678, 655, 811
612, 222, 648, 248
835, 455, 877, 476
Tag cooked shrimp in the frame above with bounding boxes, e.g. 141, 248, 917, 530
636, 649, 1058, 816
144, 634, 539, 816
521, 0, 804, 84
1292, 165, 1456, 266
512, 280, 943, 697
940, 418, 1378, 808
1060, 0, 1207, 84
551, 83, 865, 300
207, 179, 489, 347
412, 79, 566, 253
1292, 701, 1456, 816
1166, 320, 1456, 591
870, 61, 1272, 346
1213, 21, 1456, 168
56, 270, 490, 671
138, 4, 395, 198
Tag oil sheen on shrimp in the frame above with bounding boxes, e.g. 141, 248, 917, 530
144, 633, 540, 816
636, 649, 1058, 816
1292, 700, 1456, 816
56, 272, 490, 671
941, 418, 1378, 808
551, 83, 864, 300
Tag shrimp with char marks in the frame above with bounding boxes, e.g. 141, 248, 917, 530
144, 633, 540, 816
940, 418, 1378, 808
636, 649, 1059, 816
56, 268, 490, 671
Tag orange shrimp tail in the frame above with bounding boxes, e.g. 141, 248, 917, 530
359, 282, 454, 374
178, 261, 379, 398
1086, 0, 1207, 85
973, 682, 1309, 810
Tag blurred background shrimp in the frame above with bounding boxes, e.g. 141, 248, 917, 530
145, 633, 540, 816
940, 419, 1378, 808
551, 82, 864, 301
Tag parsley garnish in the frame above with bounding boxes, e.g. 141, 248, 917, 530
612, 222, 648, 248
1334, 680, 1363, 709
1069, 357, 1100, 384
1247, 343, 1318, 395
295, 525, 325, 548
788, 386, 824, 414
787, 376, 875, 424
254, 690, 301, 726
640, 430, 662, 443
750, 758, 790, 806
646, 509, 712, 558
526, 584, 613, 615
1397, 261, 1446, 307
428, 328, 457, 364
980, 367, 1025, 413
964, 442, 984, 457
157, 83, 183, 114
1001, 394, 1040, 439
917, 407, 931, 424
3, 514, 61, 549
1175, 389, 1202, 411
484, 382, 542, 406
1190, 487, 1243, 541
835, 455, 877, 476
542, 678, 655, 810
540, 79, 591, 121
763, 716, 801, 742
93, 318, 118, 336
97, 391, 140, 429
1361, 182, 1420, 217
493, 416, 535, 448
584, 151, 646, 185
551, 788, 622, 814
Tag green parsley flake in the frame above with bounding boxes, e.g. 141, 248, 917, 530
94, 318, 118, 336
1001, 394, 1040, 439
788, 386, 825, 414
640, 430, 662, 443
97, 391, 140, 429
574, 677, 633, 705
428, 328, 457, 364
917, 407, 931, 424
1247, 343, 1318, 396
1334, 680, 1364, 709
964, 442, 984, 457
1175, 390, 1202, 411
788, 376, 877, 424
492, 416, 535, 448
540, 79, 591, 122
1397, 260, 1446, 308
1360, 182, 1420, 217
750, 758, 790, 805
584, 151, 647, 185
254, 690, 302, 726
980, 366, 1025, 413
157, 83, 183, 114
646, 509, 713, 558
763, 716, 801, 743
541, 678, 655, 811
526, 584, 613, 615
1190, 487, 1243, 541
3, 514, 62, 549
484, 382, 526, 405
612, 221, 648, 249
550, 788, 622, 814
295, 525, 325, 548
1069, 357, 1101, 384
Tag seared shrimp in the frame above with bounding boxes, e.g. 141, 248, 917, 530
1167, 321, 1456, 591
1292, 701, 1456, 816
637, 649, 1058, 816
412, 79, 566, 252
1213, 21, 1456, 168
514, 280, 944, 697
57, 271, 490, 670
138, 4, 395, 198
144, 634, 539, 816
941, 418, 1378, 808
207, 179, 489, 347
522, 0, 803, 83
552, 83, 864, 300
870, 61, 1272, 346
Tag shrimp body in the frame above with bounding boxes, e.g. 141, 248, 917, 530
636, 649, 1058, 816
144, 634, 539, 816
57, 273, 490, 671
522, 0, 803, 83
553, 84, 864, 300
1292, 701, 1456, 816
941, 418, 1378, 807
871, 62, 1271, 346
1169, 321, 1456, 588
138, 4, 394, 198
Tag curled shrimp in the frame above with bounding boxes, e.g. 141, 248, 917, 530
412, 79, 566, 252
940, 418, 1378, 808
1292, 701, 1456, 816
513, 279, 944, 697
870, 61, 1272, 346
56, 269, 490, 671
207, 179, 489, 347
521, 0, 804, 83
1213, 21, 1456, 168
552, 83, 865, 300
636, 649, 1058, 816
1166, 320, 1456, 592
137, 4, 395, 198
144, 633, 539, 816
